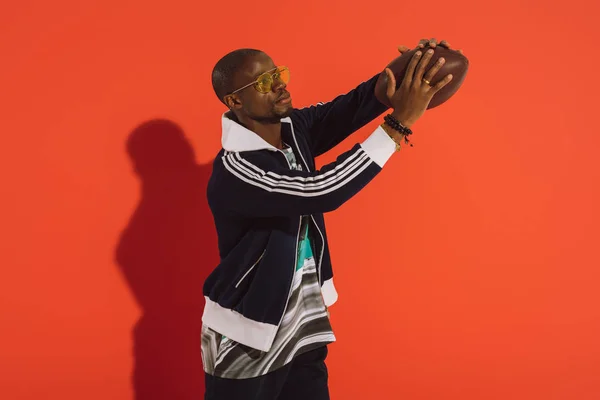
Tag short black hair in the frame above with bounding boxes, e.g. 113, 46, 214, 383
211, 48, 264, 104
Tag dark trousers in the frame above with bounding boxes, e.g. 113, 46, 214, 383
204, 346, 330, 400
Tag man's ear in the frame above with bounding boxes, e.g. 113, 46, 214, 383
224, 94, 241, 110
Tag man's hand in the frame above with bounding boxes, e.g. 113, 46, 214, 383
384, 49, 453, 128
398, 38, 463, 55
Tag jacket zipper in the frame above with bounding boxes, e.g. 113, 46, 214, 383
275, 148, 302, 328
234, 250, 265, 288
289, 127, 325, 284
309, 215, 325, 284
278, 216, 302, 327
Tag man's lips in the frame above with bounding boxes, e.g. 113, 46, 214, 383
276, 93, 291, 104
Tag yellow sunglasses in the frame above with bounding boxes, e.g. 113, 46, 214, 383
229, 66, 290, 95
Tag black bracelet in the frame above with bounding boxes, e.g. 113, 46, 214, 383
383, 114, 414, 147
384, 114, 412, 135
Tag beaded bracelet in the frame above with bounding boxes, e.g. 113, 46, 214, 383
383, 114, 414, 147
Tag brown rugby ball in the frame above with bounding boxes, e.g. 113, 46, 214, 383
375, 46, 469, 109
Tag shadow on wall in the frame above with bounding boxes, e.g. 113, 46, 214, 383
115, 119, 218, 399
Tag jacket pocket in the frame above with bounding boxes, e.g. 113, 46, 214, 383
234, 250, 265, 288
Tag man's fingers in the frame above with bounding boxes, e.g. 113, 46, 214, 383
403, 50, 423, 88
431, 74, 453, 93
423, 57, 446, 84
385, 68, 397, 99
413, 49, 434, 84
419, 38, 442, 49
398, 45, 410, 53
437, 40, 464, 54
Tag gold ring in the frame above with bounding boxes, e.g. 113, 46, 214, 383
423, 78, 431, 85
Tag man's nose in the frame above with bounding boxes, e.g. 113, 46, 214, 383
271, 76, 287, 91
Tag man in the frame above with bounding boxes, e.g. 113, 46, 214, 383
202, 39, 456, 399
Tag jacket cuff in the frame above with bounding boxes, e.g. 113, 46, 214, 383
360, 125, 397, 168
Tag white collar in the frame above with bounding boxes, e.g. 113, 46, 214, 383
221, 112, 292, 152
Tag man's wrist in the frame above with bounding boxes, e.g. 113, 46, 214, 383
380, 123, 404, 150
390, 112, 414, 129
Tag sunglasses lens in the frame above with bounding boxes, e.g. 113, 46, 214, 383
255, 74, 273, 93
276, 67, 290, 84
253, 67, 290, 93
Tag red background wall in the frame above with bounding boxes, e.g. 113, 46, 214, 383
1, 1, 599, 399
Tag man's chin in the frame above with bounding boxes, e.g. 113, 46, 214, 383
250, 105, 294, 125
275, 103, 293, 118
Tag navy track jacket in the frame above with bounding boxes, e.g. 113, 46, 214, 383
202, 73, 398, 352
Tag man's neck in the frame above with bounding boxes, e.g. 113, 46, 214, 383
235, 114, 283, 150
252, 122, 283, 150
